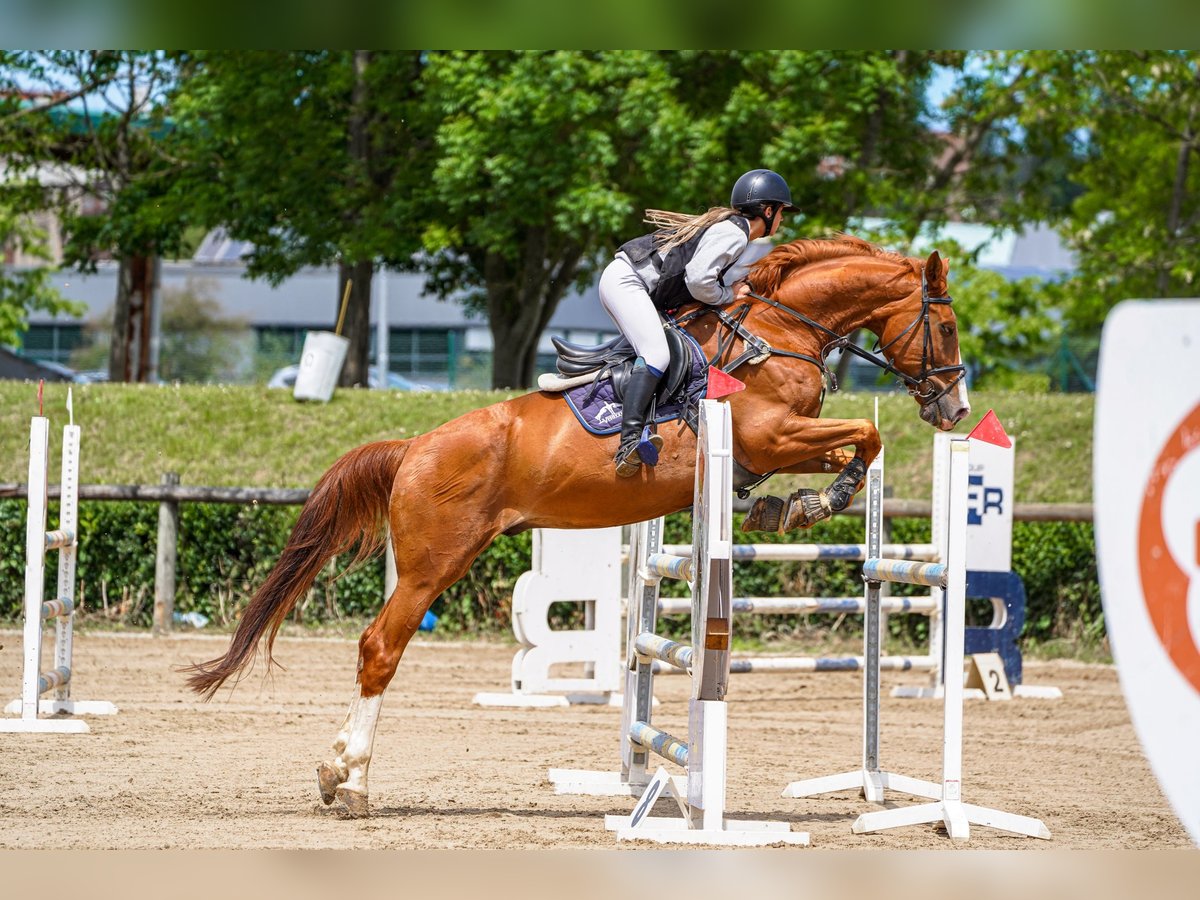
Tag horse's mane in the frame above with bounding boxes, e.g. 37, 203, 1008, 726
746, 234, 916, 296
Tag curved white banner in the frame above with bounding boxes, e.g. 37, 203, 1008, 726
1095, 300, 1200, 845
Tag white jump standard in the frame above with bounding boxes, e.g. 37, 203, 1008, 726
781, 449, 947, 804
847, 438, 1049, 841
595, 400, 808, 846
1, 396, 118, 734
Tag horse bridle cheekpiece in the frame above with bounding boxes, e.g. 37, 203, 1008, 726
870, 269, 966, 405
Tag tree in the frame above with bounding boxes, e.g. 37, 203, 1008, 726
937, 51, 1200, 334
0, 51, 190, 381
170, 50, 432, 387
419, 51, 732, 388
1022, 51, 1200, 329
0, 206, 81, 346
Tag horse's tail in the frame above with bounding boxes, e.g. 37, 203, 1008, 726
183, 439, 411, 700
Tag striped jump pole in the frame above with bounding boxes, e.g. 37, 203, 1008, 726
651, 434, 945, 680
1, 394, 118, 734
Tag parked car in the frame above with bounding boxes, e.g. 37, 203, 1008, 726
267, 364, 440, 391
72, 369, 110, 383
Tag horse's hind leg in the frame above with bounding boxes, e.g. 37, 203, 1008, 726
314, 585, 426, 818
317, 700, 357, 805
317, 521, 504, 818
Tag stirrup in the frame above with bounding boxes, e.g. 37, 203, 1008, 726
637, 424, 663, 466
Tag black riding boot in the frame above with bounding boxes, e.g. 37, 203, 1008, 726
614, 363, 664, 477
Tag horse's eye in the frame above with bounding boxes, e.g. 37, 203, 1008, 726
939, 323, 955, 337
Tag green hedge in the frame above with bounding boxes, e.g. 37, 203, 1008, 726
0, 498, 1102, 650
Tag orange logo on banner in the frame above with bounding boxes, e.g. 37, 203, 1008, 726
1137, 401, 1200, 693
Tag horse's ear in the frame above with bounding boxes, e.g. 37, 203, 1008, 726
925, 250, 943, 281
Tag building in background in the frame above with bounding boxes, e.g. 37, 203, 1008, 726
11, 223, 1076, 389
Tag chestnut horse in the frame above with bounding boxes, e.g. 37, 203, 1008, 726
184, 235, 969, 817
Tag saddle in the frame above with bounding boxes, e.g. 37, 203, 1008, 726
545, 326, 694, 405
543, 324, 709, 437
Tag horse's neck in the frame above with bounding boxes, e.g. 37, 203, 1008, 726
772, 276, 907, 348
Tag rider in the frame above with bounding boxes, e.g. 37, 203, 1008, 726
600, 168, 794, 477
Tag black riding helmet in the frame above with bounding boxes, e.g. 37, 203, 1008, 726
730, 169, 794, 234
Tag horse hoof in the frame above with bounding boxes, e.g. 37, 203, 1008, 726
317, 763, 342, 805
784, 489, 832, 530
741, 495, 784, 533
335, 787, 370, 818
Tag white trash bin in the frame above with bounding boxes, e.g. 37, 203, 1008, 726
293, 330, 349, 402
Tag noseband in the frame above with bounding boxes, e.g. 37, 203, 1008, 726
743, 268, 966, 407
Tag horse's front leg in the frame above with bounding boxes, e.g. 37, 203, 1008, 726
739, 417, 880, 533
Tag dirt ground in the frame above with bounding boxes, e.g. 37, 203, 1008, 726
0, 630, 1191, 850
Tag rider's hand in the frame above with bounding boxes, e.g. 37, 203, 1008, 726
733, 281, 751, 300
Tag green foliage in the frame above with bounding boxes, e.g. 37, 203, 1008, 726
172, 51, 429, 278
0, 498, 1103, 651
942, 51, 1200, 333
6, 50, 1200, 393
419, 50, 726, 387
0, 208, 81, 345
1013, 520, 1103, 649
0, 498, 534, 634
1, 52, 189, 267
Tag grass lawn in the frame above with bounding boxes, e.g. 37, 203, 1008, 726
0, 381, 1094, 502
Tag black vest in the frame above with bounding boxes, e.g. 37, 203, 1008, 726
618, 215, 751, 311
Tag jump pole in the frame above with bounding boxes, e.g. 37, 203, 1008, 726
652, 440, 942, 679
1, 392, 118, 733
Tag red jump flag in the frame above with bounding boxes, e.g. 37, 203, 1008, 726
705, 366, 746, 400
967, 408, 1012, 448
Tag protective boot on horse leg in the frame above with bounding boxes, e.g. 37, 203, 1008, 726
743, 456, 868, 533
614, 360, 664, 477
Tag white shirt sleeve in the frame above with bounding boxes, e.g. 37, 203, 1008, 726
684, 219, 750, 306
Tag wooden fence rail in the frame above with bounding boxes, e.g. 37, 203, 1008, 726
0, 479, 1095, 635
0, 481, 1096, 522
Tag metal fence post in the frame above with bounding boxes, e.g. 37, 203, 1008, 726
153, 472, 180, 635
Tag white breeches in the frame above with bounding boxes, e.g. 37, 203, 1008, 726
599, 258, 670, 372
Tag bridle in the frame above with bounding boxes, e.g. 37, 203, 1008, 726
682, 266, 966, 408
864, 269, 967, 406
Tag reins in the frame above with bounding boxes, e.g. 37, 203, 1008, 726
677, 268, 966, 406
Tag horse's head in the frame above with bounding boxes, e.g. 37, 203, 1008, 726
743, 236, 970, 430
875, 251, 970, 431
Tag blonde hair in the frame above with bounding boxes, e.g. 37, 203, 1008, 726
643, 206, 740, 254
